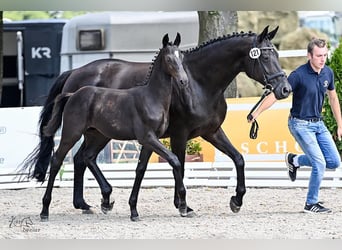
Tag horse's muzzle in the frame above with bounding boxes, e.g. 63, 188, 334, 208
281, 85, 292, 96
274, 81, 292, 100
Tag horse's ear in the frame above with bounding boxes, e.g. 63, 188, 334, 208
162, 33, 169, 48
267, 26, 279, 41
257, 25, 269, 43
174, 32, 181, 47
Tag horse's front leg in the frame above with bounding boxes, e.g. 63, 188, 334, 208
142, 134, 188, 217
170, 137, 195, 216
202, 127, 246, 213
128, 146, 152, 221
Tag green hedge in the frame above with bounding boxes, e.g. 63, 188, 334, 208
322, 39, 342, 153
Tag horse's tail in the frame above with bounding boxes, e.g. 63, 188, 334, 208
39, 70, 73, 134
18, 70, 73, 182
43, 93, 72, 137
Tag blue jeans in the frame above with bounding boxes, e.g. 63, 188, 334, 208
288, 117, 340, 204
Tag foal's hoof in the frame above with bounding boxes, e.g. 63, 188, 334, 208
230, 196, 241, 213
130, 215, 140, 222
82, 208, 95, 214
101, 201, 114, 214
40, 214, 49, 222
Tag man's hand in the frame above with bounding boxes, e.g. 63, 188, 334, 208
337, 126, 342, 141
247, 114, 255, 123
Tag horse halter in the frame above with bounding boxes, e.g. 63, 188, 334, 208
249, 35, 286, 87
247, 36, 285, 139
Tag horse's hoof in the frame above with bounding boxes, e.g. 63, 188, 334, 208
101, 201, 114, 214
130, 216, 140, 222
101, 206, 110, 214
74, 200, 91, 211
179, 207, 188, 217
82, 208, 94, 214
186, 210, 196, 218
187, 206, 194, 213
230, 196, 241, 213
40, 214, 49, 222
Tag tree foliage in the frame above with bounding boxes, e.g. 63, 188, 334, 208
323, 39, 342, 153
3, 11, 88, 21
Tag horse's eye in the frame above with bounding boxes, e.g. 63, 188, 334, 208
262, 52, 269, 61
165, 56, 172, 63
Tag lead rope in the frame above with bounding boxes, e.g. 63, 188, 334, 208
247, 85, 273, 139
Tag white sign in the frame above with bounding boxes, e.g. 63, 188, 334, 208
0, 107, 41, 171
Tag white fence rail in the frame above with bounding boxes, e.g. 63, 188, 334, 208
278, 49, 307, 58
3, 49, 341, 190
1, 162, 342, 189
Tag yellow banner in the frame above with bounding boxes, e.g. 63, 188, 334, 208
215, 96, 302, 162
151, 96, 303, 163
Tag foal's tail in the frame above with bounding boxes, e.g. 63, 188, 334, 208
43, 93, 72, 137
18, 70, 72, 182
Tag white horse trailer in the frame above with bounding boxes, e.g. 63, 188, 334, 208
60, 11, 199, 72
58, 11, 199, 164
1, 12, 200, 169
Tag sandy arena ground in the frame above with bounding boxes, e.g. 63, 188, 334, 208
0, 186, 341, 239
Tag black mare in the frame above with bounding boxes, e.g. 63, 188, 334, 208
38, 33, 189, 221
21, 26, 291, 221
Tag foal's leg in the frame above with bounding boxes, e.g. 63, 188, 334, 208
128, 146, 152, 221
72, 142, 92, 211
73, 130, 113, 214
40, 140, 77, 221
140, 133, 188, 217
202, 127, 246, 213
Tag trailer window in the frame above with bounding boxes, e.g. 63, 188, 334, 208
78, 29, 104, 50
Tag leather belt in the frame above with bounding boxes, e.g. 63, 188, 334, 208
289, 116, 322, 122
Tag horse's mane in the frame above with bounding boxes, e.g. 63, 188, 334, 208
183, 30, 255, 54
140, 31, 256, 85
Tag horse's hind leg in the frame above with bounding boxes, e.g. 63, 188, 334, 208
84, 155, 114, 214
202, 127, 246, 213
73, 142, 92, 211
40, 141, 77, 221
75, 130, 113, 214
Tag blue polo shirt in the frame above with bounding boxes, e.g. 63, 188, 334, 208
288, 61, 335, 120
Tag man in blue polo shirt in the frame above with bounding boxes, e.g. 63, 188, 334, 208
249, 38, 342, 214
285, 38, 342, 214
